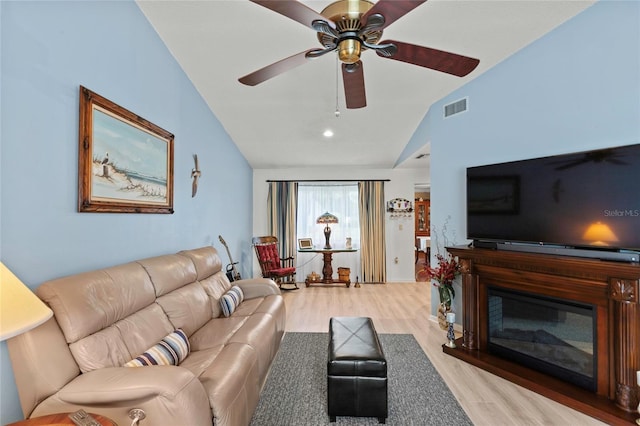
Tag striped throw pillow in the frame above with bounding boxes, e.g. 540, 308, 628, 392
220, 285, 244, 317
124, 329, 190, 367
230, 285, 244, 304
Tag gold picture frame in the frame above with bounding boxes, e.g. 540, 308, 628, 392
298, 238, 313, 250
78, 86, 174, 213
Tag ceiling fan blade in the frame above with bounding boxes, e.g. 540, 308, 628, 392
250, 0, 336, 31
378, 40, 480, 77
361, 0, 427, 30
239, 49, 317, 86
342, 62, 366, 109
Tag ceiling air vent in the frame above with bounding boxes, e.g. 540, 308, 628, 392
444, 97, 468, 118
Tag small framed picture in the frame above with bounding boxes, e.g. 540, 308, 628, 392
298, 238, 313, 250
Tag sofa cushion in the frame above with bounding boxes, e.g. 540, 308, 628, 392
69, 324, 133, 373
232, 298, 262, 317
124, 329, 190, 367
229, 313, 279, 382
235, 278, 281, 300
179, 345, 224, 378
137, 254, 198, 297
178, 246, 223, 281
199, 272, 233, 318
156, 281, 211, 336
234, 295, 283, 319
188, 317, 248, 351
36, 262, 156, 343
70, 303, 174, 373
197, 342, 260, 426
220, 286, 244, 317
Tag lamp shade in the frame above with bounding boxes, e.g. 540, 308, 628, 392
316, 212, 338, 224
0, 262, 53, 341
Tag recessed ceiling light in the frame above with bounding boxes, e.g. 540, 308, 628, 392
323, 129, 334, 138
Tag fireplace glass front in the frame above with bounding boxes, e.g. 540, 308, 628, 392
487, 287, 596, 391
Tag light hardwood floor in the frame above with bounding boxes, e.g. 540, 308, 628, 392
281, 281, 608, 426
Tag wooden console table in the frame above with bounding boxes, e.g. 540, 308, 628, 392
299, 248, 357, 287
445, 246, 640, 425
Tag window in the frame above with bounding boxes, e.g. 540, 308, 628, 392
296, 183, 360, 248
296, 183, 360, 281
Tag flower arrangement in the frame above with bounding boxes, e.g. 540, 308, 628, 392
416, 215, 461, 309
425, 253, 460, 309
418, 216, 462, 330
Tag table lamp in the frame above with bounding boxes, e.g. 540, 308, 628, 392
1, 262, 53, 341
317, 212, 339, 249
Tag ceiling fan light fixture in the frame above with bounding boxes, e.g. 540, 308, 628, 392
242, 0, 479, 109
338, 39, 361, 64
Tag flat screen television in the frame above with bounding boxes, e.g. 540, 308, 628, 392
466, 143, 640, 262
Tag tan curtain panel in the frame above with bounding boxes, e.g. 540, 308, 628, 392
358, 181, 386, 283
267, 181, 298, 261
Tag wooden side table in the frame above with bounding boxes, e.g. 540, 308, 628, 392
299, 248, 357, 287
7, 412, 117, 426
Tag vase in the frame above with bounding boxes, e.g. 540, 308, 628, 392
437, 303, 451, 330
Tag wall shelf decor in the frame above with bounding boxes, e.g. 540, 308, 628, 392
387, 198, 413, 217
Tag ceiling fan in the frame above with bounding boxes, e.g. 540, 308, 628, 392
239, 0, 480, 109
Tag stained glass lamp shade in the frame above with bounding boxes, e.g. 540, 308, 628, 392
317, 212, 339, 249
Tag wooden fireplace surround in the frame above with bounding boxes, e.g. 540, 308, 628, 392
444, 246, 639, 425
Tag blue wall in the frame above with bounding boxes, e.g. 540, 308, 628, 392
0, 1, 252, 422
425, 0, 639, 314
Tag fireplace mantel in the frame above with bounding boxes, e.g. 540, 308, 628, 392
445, 246, 640, 425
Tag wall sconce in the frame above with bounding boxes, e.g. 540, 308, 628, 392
582, 221, 619, 246
317, 212, 339, 249
1, 262, 53, 341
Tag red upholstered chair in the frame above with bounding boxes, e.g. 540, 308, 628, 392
252, 236, 298, 290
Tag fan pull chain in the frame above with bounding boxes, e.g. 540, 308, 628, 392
335, 56, 340, 118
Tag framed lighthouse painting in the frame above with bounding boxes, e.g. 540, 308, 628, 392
78, 86, 174, 214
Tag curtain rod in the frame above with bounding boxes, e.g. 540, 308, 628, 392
266, 179, 390, 182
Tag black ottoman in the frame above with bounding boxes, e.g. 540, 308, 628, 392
327, 317, 387, 423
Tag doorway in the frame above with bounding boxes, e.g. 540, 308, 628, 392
414, 186, 430, 279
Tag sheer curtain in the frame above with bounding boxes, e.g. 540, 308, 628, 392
296, 183, 360, 283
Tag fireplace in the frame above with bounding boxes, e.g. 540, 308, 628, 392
444, 246, 640, 425
487, 287, 596, 391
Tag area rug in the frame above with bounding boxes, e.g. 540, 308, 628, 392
250, 332, 472, 425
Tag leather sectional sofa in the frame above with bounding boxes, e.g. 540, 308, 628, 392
7, 246, 286, 425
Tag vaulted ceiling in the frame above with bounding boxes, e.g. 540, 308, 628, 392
137, 0, 594, 170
